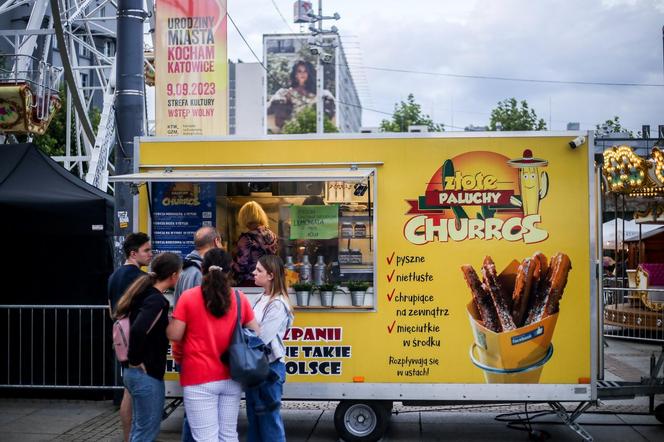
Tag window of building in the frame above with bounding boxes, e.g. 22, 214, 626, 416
103, 40, 116, 57
78, 41, 90, 58
80, 73, 89, 98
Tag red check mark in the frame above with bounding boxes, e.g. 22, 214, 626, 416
386, 252, 395, 265
386, 270, 395, 282
387, 320, 396, 334
387, 288, 395, 301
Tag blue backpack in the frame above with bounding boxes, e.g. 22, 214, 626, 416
222, 290, 270, 388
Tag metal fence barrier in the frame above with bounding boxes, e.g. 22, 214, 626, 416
0, 305, 121, 390
603, 286, 664, 343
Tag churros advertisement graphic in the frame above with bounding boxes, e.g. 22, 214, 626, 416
403, 150, 550, 244
138, 135, 593, 394
462, 253, 571, 383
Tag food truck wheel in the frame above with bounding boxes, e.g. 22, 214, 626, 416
334, 400, 391, 441
655, 403, 664, 424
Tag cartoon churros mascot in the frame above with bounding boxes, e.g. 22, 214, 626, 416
507, 149, 549, 216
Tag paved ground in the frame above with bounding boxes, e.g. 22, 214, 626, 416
1, 337, 663, 441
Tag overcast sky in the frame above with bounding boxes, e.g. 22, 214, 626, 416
226, 0, 664, 132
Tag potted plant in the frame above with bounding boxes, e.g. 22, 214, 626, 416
317, 283, 337, 307
346, 281, 370, 306
291, 282, 313, 306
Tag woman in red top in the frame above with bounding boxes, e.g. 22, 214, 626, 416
167, 249, 259, 442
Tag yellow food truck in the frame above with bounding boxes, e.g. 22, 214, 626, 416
110, 131, 599, 441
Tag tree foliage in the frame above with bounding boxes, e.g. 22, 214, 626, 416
32, 87, 101, 157
488, 98, 546, 131
282, 106, 338, 134
595, 116, 634, 138
380, 93, 444, 132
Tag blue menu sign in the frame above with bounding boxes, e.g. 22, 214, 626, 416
151, 182, 216, 257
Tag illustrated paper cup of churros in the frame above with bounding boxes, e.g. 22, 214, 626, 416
461, 252, 572, 384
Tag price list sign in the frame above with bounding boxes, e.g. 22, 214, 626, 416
151, 183, 216, 257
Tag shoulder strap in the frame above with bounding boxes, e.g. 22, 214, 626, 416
121, 305, 162, 334
261, 295, 290, 322
147, 309, 162, 334
234, 289, 242, 331
182, 257, 202, 270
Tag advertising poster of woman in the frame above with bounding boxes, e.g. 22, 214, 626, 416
264, 35, 337, 134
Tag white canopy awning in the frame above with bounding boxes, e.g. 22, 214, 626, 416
602, 218, 662, 249
109, 168, 375, 183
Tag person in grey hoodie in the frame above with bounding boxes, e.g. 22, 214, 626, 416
173, 226, 222, 306
172, 225, 221, 442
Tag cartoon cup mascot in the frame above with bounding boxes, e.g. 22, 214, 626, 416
507, 149, 549, 216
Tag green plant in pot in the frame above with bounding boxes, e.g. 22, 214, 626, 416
317, 283, 337, 307
292, 282, 313, 306
345, 281, 370, 306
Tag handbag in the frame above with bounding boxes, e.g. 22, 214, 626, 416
223, 290, 270, 388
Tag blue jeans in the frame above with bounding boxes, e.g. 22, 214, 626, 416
246, 361, 286, 442
123, 367, 165, 442
175, 363, 195, 442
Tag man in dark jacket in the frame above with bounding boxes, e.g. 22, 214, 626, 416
108, 232, 153, 313
173, 226, 222, 304
107, 232, 152, 442
172, 226, 221, 442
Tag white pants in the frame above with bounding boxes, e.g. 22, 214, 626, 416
183, 379, 242, 442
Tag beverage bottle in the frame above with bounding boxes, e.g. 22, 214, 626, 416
313, 255, 326, 285
299, 255, 312, 282
285, 255, 296, 272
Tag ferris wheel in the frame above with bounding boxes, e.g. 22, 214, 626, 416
0, 0, 155, 192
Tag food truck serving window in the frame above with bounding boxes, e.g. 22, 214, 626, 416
111, 168, 377, 311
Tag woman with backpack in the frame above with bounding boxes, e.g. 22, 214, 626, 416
114, 252, 182, 442
246, 254, 294, 442
167, 248, 259, 442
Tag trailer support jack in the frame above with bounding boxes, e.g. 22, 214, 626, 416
548, 401, 594, 441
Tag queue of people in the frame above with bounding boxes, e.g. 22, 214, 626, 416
108, 201, 290, 442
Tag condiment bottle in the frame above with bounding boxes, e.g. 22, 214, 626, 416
341, 222, 354, 238
339, 249, 350, 264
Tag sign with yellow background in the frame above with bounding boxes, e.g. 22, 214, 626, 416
155, 0, 227, 136
138, 135, 594, 389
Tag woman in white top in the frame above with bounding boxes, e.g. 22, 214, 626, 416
247, 254, 294, 442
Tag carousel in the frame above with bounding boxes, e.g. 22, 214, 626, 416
602, 144, 664, 339
0, 54, 61, 136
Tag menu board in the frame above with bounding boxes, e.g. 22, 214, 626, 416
151, 182, 216, 256
290, 204, 339, 240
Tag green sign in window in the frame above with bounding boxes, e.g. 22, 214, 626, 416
290, 205, 339, 240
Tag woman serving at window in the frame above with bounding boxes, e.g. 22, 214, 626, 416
231, 201, 278, 286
